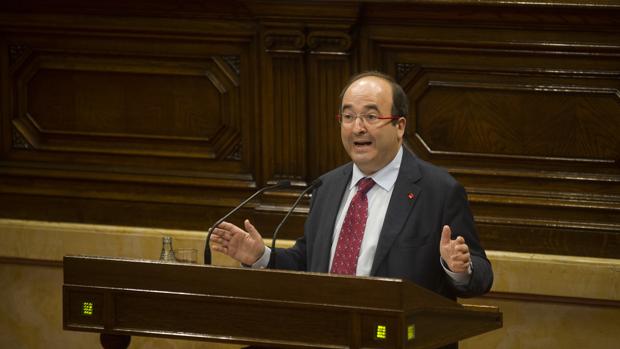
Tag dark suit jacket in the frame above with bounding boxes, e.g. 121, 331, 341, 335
272, 147, 493, 300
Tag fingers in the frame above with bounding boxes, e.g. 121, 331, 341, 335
446, 243, 470, 272
211, 244, 227, 254
447, 239, 471, 272
244, 219, 263, 241
211, 220, 261, 243
209, 233, 229, 250
447, 258, 470, 273
214, 221, 244, 235
450, 251, 470, 264
211, 221, 245, 241
454, 240, 469, 253
440, 225, 452, 245
450, 236, 470, 262
439, 226, 471, 273
209, 219, 266, 267
210, 221, 246, 255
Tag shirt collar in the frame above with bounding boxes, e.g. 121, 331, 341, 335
350, 146, 403, 192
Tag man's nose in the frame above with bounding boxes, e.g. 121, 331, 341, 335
352, 116, 367, 134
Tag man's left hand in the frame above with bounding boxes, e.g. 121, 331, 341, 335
439, 225, 471, 273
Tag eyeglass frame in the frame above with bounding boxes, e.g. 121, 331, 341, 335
336, 113, 403, 125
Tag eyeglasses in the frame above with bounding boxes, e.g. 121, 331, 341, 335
336, 113, 401, 125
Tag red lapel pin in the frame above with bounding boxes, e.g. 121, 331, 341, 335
408, 193, 415, 200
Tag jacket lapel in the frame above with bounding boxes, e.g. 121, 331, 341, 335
370, 150, 422, 275
311, 164, 352, 272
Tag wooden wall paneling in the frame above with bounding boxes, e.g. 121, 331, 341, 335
357, 24, 376, 74
252, 0, 360, 187
249, 1, 361, 237
0, 192, 259, 232
362, 6, 620, 257
0, 40, 10, 155
361, 1, 620, 29
1, 0, 619, 257
7, 34, 247, 169
0, 12, 262, 228
260, 25, 307, 186
259, 25, 357, 240
306, 27, 354, 179
0, 0, 255, 18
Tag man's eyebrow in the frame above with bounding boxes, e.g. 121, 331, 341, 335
341, 103, 380, 111
363, 104, 380, 111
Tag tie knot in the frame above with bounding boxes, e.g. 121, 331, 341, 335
357, 177, 375, 195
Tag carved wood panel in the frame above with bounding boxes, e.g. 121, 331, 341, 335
307, 29, 354, 179
260, 27, 307, 185
3, 21, 255, 187
14, 53, 241, 159
0, 12, 262, 235
260, 24, 357, 184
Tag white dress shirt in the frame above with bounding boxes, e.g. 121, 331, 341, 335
328, 146, 402, 276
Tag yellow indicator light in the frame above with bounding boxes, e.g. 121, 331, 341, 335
375, 325, 387, 340
407, 324, 415, 340
82, 301, 93, 316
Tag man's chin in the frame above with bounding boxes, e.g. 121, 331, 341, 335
351, 154, 377, 170
350, 151, 372, 161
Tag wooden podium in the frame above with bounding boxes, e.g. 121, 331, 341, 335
63, 256, 501, 349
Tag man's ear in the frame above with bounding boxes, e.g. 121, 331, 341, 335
397, 117, 407, 136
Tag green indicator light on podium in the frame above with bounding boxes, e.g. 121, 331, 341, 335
375, 325, 387, 340
81, 301, 93, 316
408, 324, 415, 340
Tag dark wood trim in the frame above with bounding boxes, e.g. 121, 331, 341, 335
482, 291, 620, 309
0, 256, 62, 267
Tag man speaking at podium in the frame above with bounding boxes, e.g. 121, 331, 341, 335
211, 71, 493, 305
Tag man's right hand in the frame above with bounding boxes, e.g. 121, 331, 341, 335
209, 219, 265, 266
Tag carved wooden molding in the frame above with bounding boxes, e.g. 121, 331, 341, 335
226, 143, 242, 161
264, 29, 353, 55
11, 126, 32, 150
264, 29, 305, 53
307, 31, 351, 55
222, 55, 241, 77
8, 44, 28, 66
396, 63, 416, 82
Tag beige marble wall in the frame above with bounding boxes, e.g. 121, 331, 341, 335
464, 252, 620, 348
0, 259, 236, 349
0, 219, 241, 349
1, 219, 619, 348
0, 262, 239, 349
461, 297, 620, 349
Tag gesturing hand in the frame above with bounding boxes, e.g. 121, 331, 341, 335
439, 225, 471, 273
209, 219, 265, 266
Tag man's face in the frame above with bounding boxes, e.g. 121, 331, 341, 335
340, 76, 406, 175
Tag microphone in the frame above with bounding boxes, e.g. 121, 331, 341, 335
269, 179, 323, 268
204, 180, 291, 265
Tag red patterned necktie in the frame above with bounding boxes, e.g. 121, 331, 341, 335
330, 177, 376, 275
